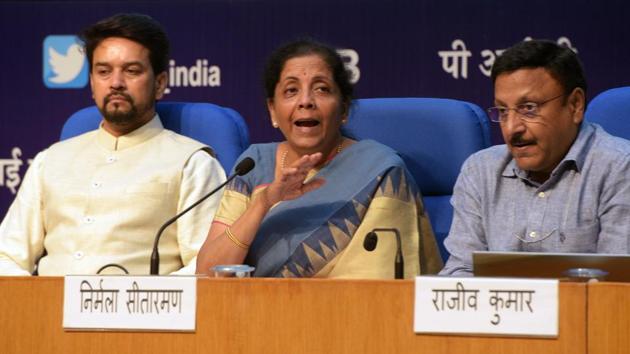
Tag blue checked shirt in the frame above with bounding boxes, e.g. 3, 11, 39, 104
440, 122, 630, 276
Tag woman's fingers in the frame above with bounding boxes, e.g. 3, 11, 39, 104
291, 153, 322, 172
269, 152, 326, 202
281, 153, 321, 179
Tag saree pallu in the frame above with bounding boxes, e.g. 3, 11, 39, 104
212, 140, 442, 278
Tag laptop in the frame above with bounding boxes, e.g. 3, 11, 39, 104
473, 251, 630, 282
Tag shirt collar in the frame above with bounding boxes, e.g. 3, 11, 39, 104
96, 114, 164, 151
501, 122, 595, 179
560, 122, 595, 171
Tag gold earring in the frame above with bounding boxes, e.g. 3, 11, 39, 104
272, 121, 278, 128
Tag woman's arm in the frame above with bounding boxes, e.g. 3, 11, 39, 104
196, 153, 324, 275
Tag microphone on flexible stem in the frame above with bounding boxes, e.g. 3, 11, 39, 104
150, 157, 255, 275
363, 228, 404, 279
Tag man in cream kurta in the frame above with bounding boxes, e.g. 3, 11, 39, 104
0, 116, 225, 275
0, 14, 227, 275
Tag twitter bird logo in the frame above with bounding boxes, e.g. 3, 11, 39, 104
43, 35, 88, 88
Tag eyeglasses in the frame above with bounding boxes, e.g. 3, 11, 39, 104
487, 93, 566, 123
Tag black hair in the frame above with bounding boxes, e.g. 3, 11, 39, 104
491, 39, 587, 96
263, 38, 353, 106
79, 13, 169, 74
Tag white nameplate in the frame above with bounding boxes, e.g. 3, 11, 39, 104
414, 276, 558, 337
63, 276, 196, 331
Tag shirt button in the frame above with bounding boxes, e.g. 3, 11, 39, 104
84, 216, 94, 224
529, 231, 538, 238
92, 182, 101, 188
538, 192, 546, 198
74, 251, 84, 260
106, 156, 117, 163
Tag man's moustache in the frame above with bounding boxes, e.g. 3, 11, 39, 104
104, 93, 133, 104
510, 135, 535, 146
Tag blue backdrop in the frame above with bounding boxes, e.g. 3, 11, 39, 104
1, 0, 629, 217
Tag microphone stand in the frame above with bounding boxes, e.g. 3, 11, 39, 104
150, 157, 254, 275
364, 228, 404, 279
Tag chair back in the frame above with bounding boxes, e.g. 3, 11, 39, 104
585, 86, 630, 139
342, 98, 491, 261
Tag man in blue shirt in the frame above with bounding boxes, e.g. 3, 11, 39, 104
440, 40, 630, 276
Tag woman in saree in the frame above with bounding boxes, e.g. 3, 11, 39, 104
196, 39, 442, 278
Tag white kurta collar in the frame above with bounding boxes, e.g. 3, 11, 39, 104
96, 114, 164, 151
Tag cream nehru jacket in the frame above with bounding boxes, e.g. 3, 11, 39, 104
6, 115, 225, 275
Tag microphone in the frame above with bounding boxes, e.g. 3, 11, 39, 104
363, 228, 404, 279
150, 157, 255, 275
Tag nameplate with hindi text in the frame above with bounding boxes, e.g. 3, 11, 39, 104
63, 275, 196, 331
414, 276, 558, 337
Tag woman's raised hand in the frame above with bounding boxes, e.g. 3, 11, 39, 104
261, 153, 325, 208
